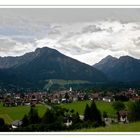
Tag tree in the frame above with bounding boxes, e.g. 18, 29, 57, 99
112, 101, 125, 112
84, 104, 90, 121
84, 101, 102, 126
65, 92, 70, 102
0, 118, 5, 126
0, 118, 9, 131
128, 100, 140, 122
41, 107, 66, 131
103, 111, 108, 119
114, 95, 129, 101
28, 107, 40, 124
22, 115, 29, 126
70, 109, 74, 114
84, 94, 89, 100
42, 109, 55, 124
90, 101, 102, 125
72, 112, 80, 124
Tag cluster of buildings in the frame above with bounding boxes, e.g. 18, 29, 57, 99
1, 87, 139, 128
0, 87, 87, 106
1, 92, 48, 107
0, 87, 140, 107
92, 88, 140, 103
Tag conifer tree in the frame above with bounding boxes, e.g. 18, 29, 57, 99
90, 101, 102, 125
84, 104, 90, 121
28, 107, 40, 124
84, 101, 102, 126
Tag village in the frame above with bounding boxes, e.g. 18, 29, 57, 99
0, 87, 140, 107
0, 87, 140, 129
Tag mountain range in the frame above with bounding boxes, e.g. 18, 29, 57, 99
0, 47, 107, 90
93, 55, 140, 82
1, 47, 140, 91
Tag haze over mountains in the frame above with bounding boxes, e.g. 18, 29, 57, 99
93, 55, 140, 82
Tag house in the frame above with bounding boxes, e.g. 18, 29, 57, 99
12, 120, 23, 129
24, 102, 30, 106
64, 120, 72, 127
61, 98, 67, 103
72, 97, 78, 102
79, 115, 84, 120
102, 97, 114, 103
92, 93, 100, 100
51, 98, 60, 104
31, 98, 38, 104
132, 96, 140, 101
117, 110, 128, 123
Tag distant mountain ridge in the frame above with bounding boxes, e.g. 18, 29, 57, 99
0, 47, 107, 90
0, 51, 40, 69
93, 55, 140, 82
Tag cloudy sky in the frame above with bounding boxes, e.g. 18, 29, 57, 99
1, 8, 140, 65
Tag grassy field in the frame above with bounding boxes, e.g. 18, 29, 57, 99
45, 79, 90, 86
0, 100, 132, 126
0, 103, 47, 124
60, 100, 116, 117
43, 79, 91, 90
74, 121, 140, 132
60, 100, 91, 115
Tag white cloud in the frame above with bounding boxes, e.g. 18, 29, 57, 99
31, 20, 140, 65
1, 20, 140, 65
0, 37, 35, 56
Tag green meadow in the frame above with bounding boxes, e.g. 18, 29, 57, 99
0, 103, 47, 124
60, 100, 116, 117
0, 100, 132, 129
74, 121, 140, 132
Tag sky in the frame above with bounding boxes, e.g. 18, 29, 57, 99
1, 8, 140, 65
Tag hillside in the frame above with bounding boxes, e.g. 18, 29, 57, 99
93, 55, 140, 82
0, 47, 107, 90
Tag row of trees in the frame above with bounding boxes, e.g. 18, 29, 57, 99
15, 101, 105, 131
20, 106, 67, 131
3, 99, 140, 131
